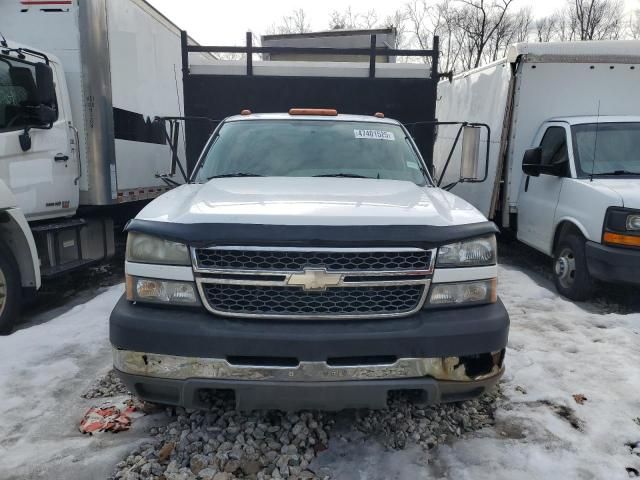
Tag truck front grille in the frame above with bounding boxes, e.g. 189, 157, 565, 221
193, 246, 435, 319
201, 284, 425, 317
195, 248, 432, 271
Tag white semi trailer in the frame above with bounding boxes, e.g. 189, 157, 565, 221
434, 41, 640, 300
0, 0, 207, 332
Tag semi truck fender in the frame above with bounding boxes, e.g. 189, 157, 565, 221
0, 183, 41, 290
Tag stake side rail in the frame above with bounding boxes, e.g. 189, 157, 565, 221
181, 30, 441, 80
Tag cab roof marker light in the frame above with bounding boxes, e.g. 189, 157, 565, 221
374, 112, 385, 118
240, 109, 252, 115
289, 108, 338, 116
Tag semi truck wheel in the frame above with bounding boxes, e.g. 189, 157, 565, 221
553, 233, 594, 301
0, 245, 21, 335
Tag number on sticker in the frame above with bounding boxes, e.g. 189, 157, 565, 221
354, 129, 395, 141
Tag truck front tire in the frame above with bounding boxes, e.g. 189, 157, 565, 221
553, 233, 594, 301
0, 245, 21, 335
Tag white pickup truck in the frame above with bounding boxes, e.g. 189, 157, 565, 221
110, 110, 510, 411
434, 41, 640, 300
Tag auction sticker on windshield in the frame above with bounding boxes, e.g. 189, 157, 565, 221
354, 129, 395, 141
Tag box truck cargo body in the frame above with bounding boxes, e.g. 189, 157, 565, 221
433, 41, 640, 299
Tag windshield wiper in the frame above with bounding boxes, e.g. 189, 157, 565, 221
207, 173, 264, 180
313, 173, 372, 179
590, 170, 640, 176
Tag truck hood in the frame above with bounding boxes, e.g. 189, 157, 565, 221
589, 179, 640, 209
136, 177, 487, 227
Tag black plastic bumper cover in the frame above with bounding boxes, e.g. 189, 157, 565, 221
110, 297, 508, 409
109, 295, 509, 361
586, 241, 640, 285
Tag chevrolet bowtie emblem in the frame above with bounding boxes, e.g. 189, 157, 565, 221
287, 268, 343, 291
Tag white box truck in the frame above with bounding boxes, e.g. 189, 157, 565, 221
433, 41, 640, 300
0, 0, 210, 332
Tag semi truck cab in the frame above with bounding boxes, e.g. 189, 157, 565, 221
518, 116, 640, 299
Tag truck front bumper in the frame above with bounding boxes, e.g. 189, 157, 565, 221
110, 295, 509, 410
586, 241, 640, 285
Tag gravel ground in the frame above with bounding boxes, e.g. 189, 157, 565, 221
108, 386, 501, 480
82, 370, 130, 399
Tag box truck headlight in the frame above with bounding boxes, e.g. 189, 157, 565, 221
427, 279, 497, 307
603, 208, 640, 247
627, 214, 640, 231
436, 235, 496, 267
126, 276, 199, 305
126, 232, 190, 265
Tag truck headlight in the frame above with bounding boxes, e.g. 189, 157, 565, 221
126, 275, 199, 305
427, 278, 497, 307
126, 232, 190, 265
627, 214, 640, 230
603, 208, 640, 248
436, 235, 496, 267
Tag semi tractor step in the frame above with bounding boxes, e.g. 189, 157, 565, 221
31, 218, 88, 233
40, 258, 100, 278
32, 217, 115, 278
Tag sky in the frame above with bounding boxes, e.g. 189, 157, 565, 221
147, 0, 639, 46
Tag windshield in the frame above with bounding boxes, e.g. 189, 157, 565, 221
0, 56, 37, 130
192, 119, 430, 185
571, 122, 640, 176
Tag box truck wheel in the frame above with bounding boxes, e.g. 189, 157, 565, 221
553, 233, 594, 301
0, 243, 21, 335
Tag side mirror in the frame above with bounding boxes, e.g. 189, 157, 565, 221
522, 148, 542, 177
459, 126, 482, 181
35, 62, 55, 106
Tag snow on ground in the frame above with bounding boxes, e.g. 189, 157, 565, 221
0, 285, 163, 480
429, 265, 640, 480
0, 264, 638, 479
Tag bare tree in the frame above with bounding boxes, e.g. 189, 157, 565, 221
405, 0, 433, 51
360, 9, 379, 29
630, 9, 640, 39
405, 0, 458, 66
555, 8, 579, 40
328, 7, 379, 30
329, 6, 359, 30
456, 0, 516, 68
270, 8, 311, 35
535, 15, 559, 42
485, 6, 532, 62
432, 0, 468, 71
383, 9, 409, 48
567, 0, 624, 40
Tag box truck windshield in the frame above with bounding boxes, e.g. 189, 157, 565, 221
572, 122, 640, 177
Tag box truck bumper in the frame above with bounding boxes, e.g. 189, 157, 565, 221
586, 241, 640, 285
110, 295, 509, 410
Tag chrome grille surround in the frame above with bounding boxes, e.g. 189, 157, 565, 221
192, 246, 436, 320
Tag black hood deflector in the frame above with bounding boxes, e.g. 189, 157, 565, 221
125, 219, 499, 249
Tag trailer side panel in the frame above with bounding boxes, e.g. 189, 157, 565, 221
106, 0, 188, 201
